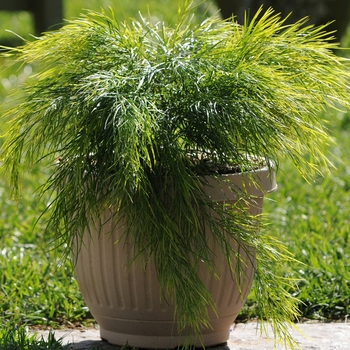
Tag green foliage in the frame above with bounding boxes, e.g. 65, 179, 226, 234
1, 2, 350, 348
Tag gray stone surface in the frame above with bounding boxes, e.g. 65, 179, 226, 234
34, 322, 350, 350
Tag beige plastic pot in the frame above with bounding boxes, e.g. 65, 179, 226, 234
73, 167, 277, 348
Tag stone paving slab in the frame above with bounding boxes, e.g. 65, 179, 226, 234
34, 322, 350, 350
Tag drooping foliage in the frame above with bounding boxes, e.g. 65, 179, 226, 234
2, 2, 350, 348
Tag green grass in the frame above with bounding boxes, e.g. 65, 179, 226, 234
0, 323, 70, 350
0, 0, 349, 339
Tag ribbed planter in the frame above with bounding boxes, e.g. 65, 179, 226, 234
73, 167, 277, 348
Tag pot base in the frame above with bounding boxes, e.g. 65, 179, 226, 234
100, 327, 230, 348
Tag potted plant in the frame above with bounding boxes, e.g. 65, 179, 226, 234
1, 2, 350, 349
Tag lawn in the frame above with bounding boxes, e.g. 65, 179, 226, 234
0, 0, 349, 336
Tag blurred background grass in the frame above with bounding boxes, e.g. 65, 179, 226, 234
0, 0, 215, 43
0, 0, 349, 328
